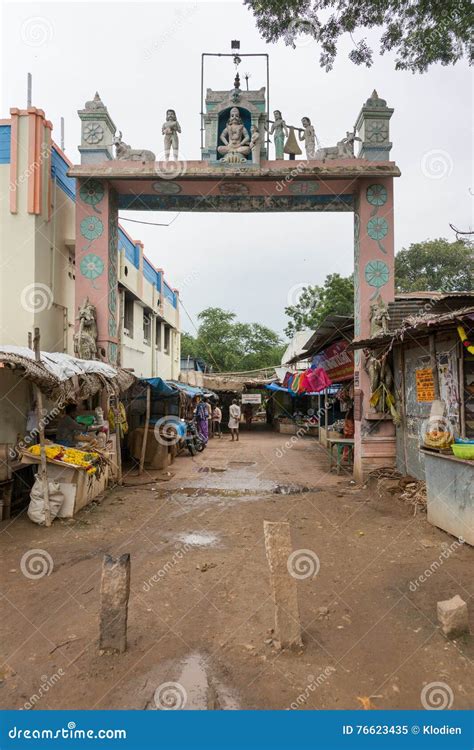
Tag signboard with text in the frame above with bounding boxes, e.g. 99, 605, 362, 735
241, 394, 262, 404
312, 340, 354, 382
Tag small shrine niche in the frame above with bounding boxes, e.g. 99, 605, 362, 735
202, 74, 267, 163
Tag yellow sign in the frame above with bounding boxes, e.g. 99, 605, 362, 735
416, 368, 435, 402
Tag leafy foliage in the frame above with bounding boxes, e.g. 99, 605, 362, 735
183, 307, 285, 372
395, 238, 474, 292
244, 0, 473, 72
284, 273, 354, 338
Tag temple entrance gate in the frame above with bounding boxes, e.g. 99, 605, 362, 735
70, 88, 400, 482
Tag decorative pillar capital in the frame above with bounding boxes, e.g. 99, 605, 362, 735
355, 90, 394, 161
78, 92, 116, 164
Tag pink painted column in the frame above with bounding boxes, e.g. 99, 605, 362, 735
353, 177, 395, 481
75, 179, 118, 365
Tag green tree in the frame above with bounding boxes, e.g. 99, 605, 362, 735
184, 307, 285, 372
395, 238, 474, 292
284, 273, 354, 338
244, 0, 473, 73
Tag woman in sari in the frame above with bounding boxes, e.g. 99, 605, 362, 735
194, 396, 209, 445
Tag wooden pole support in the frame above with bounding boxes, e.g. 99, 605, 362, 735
263, 520, 302, 650
99, 553, 131, 654
33, 327, 51, 527
138, 385, 151, 475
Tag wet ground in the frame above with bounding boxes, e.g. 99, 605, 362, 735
1, 430, 473, 711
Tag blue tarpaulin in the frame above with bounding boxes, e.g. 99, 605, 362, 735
141, 377, 178, 398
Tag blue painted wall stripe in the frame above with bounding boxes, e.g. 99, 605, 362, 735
0, 125, 11, 164
51, 147, 75, 200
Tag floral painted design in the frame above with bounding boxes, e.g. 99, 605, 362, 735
366, 184, 387, 207
79, 180, 105, 212
365, 259, 389, 298
367, 217, 388, 240
80, 215, 103, 246
80, 254, 104, 287
366, 120, 388, 143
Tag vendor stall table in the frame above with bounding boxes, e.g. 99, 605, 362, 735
420, 448, 473, 545
21, 453, 108, 518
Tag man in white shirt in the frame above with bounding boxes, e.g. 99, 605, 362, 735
228, 399, 241, 441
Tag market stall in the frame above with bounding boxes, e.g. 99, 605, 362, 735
0, 344, 135, 521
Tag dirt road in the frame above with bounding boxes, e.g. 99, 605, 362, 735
1, 430, 472, 711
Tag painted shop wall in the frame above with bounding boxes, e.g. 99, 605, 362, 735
394, 332, 460, 480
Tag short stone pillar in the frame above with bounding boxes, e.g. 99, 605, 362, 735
437, 595, 469, 639
263, 521, 302, 650
99, 553, 131, 653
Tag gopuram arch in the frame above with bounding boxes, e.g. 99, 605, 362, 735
69, 84, 400, 482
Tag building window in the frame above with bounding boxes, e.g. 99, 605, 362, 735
156, 321, 162, 351
164, 325, 171, 354
143, 311, 151, 345
124, 295, 134, 337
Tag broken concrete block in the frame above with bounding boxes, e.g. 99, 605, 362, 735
263, 520, 302, 650
99, 553, 131, 653
437, 594, 469, 639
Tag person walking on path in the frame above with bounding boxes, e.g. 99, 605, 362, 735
212, 403, 222, 438
228, 399, 241, 441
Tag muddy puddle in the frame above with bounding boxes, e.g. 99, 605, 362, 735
175, 531, 219, 547
143, 652, 239, 710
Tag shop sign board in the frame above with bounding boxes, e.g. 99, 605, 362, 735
242, 394, 262, 404
312, 340, 354, 382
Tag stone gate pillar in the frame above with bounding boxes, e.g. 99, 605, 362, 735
75, 178, 118, 365
353, 177, 395, 482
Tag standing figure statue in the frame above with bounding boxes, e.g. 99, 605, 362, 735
299, 116, 316, 160
162, 109, 181, 161
217, 107, 250, 163
269, 110, 288, 160
250, 125, 261, 166
74, 297, 98, 360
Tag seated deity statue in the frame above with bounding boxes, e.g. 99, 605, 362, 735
218, 107, 251, 162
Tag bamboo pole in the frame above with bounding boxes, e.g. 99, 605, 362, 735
114, 405, 123, 486
138, 385, 151, 476
33, 328, 51, 527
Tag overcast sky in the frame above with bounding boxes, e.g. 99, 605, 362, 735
2, 2, 472, 338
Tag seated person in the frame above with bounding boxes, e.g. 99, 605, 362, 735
56, 404, 90, 447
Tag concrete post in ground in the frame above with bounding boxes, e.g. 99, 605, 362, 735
99, 553, 130, 653
437, 594, 469, 639
263, 521, 302, 650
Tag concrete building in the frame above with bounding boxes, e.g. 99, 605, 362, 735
0, 105, 180, 380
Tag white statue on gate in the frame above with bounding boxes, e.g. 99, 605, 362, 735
162, 109, 181, 161
218, 107, 251, 163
